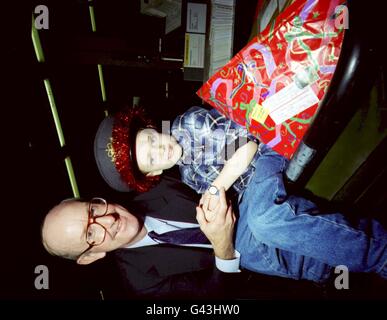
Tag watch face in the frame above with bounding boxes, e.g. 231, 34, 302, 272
209, 186, 218, 195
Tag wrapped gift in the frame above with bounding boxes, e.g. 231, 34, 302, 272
197, 0, 346, 159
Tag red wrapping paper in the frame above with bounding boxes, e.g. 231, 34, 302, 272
197, 0, 346, 159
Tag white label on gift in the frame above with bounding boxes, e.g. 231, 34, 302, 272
262, 82, 319, 125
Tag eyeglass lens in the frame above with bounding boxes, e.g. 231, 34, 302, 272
86, 198, 108, 245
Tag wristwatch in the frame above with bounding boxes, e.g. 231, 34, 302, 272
208, 185, 219, 196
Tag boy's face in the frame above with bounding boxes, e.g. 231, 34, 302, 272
135, 128, 182, 176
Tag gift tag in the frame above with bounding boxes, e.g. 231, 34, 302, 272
251, 103, 269, 124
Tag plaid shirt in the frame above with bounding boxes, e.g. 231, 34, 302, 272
171, 106, 259, 194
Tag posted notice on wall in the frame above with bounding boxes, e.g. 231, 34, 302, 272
184, 33, 205, 68
186, 2, 207, 33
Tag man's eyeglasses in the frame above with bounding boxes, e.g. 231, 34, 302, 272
78, 197, 118, 258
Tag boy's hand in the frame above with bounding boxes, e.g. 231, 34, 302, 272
199, 192, 220, 220
196, 188, 236, 260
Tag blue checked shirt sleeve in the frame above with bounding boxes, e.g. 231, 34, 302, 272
223, 113, 259, 144
174, 107, 215, 194
173, 106, 259, 194
198, 106, 258, 150
179, 164, 210, 194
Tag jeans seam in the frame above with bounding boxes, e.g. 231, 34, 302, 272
251, 227, 334, 281
256, 238, 331, 281
284, 201, 381, 242
250, 231, 295, 278
301, 260, 332, 282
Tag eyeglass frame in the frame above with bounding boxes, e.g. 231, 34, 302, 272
77, 197, 117, 258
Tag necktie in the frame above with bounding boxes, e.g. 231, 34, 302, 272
148, 227, 210, 245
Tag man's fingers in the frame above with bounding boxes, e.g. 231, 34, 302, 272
225, 205, 235, 222
212, 190, 228, 223
213, 196, 221, 212
218, 187, 227, 207
208, 195, 220, 211
203, 192, 211, 211
199, 194, 205, 206
196, 206, 207, 226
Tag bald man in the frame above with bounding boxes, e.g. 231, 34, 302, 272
42, 182, 237, 299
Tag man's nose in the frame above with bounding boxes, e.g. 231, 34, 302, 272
95, 212, 119, 229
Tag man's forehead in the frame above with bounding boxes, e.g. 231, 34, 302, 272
61, 202, 88, 244
56, 201, 89, 229
61, 200, 88, 216
44, 201, 88, 252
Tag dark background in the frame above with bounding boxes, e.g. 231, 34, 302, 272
3, 0, 386, 301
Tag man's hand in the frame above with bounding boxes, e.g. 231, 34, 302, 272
196, 187, 236, 260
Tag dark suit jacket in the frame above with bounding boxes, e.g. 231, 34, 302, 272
109, 174, 237, 299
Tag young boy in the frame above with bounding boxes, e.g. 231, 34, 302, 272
94, 105, 259, 209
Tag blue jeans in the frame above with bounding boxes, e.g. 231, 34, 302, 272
235, 144, 387, 282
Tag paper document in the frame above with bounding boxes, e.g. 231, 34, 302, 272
186, 2, 207, 33
184, 33, 205, 68
262, 82, 319, 125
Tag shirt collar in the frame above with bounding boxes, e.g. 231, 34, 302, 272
125, 216, 159, 248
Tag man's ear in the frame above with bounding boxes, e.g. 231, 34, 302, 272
146, 169, 163, 177
77, 251, 106, 265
